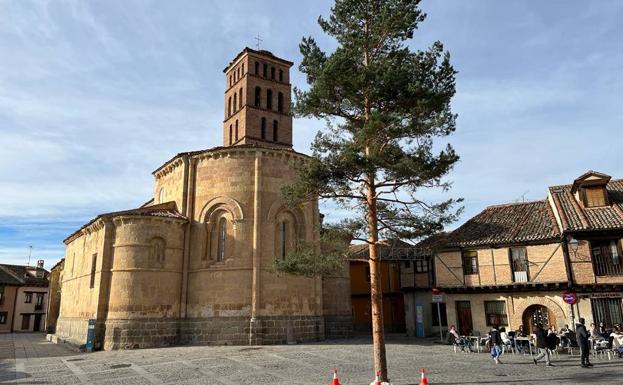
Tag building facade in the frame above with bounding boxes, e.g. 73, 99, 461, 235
54, 48, 351, 351
433, 171, 623, 336
0, 261, 49, 333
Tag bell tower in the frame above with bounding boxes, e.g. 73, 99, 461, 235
223, 48, 293, 148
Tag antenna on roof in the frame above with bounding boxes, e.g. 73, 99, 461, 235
515, 190, 529, 203
27, 245, 32, 266
254, 34, 263, 50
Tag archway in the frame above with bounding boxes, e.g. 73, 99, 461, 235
522, 305, 557, 334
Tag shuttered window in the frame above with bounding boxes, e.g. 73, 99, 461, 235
584, 187, 607, 207
485, 300, 508, 326
462, 250, 478, 275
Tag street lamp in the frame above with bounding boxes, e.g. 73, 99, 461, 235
568, 236, 579, 256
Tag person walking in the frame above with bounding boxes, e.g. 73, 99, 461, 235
490, 324, 503, 364
576, 318, 593, 368
532, 323, 553, 367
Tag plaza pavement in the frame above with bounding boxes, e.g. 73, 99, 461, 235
1, 333, 622, 385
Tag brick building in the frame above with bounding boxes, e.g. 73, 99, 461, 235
431, 171, 623, 335
54, 48, 351, 351
0, 261, 49, 333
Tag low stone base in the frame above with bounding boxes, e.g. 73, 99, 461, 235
324, 315, 353, 339
56, 315, 347, 351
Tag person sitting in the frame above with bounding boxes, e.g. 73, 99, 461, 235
610, 326, 623, 357
590, 322, 602, 339
515, 324, 529, 353
559, 324, 571, 347
599, 321, 610, 339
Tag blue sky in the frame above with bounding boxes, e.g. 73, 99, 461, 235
1, 0, 622, 267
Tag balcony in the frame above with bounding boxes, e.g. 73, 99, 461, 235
513, 271, 529, 283
34, 304, 43, 311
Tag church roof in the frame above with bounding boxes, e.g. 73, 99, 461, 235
64, 202, 187, 244
224, 47, 294, 72
152, 143, 309, 176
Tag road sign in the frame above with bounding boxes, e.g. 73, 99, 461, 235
432, 293, 444, 303
562, 291, 578, 305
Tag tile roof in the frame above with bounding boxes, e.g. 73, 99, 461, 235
64, 202, 187, 244
440, 200, 561, 248
349, 239, 430, 260
549, 179, 623, 232
0, 264, 49, 286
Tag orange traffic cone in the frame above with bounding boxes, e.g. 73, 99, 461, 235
419, 368, 429, 385
370, 370, 382, 385
331, 368, 341, 385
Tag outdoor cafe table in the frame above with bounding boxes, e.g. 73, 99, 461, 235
466, 336, 484, 352
514, 336, 533, 356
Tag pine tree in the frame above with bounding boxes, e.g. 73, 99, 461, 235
282, 0, 462, 381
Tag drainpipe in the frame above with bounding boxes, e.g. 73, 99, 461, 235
561, 235, 576, 331
250, 151, 262, 344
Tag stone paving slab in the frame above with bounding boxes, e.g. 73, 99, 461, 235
1, 333, 623, 385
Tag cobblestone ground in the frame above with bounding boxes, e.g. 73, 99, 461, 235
1, 333, 622, 385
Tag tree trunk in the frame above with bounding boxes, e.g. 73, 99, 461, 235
367, 179, 388, 382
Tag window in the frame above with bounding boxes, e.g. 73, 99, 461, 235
254, 87, 261, 107
35, 293, 44, 310
241, 63, 245, 74
149, 237, 166, 266
21, 314, 30, 330
280, 221, 287, 259
229, 75, 232, 86
266, 89, 273, 110
277, 92, 283, 112
415, 259, 429, 273
237, 67, 240, 80
228, 96, 232, 116
233, 93, 237, 112
273, 120, 278, 142
591, 239, 623, 276
263, 63, 267, 77
229, 125, 233, 145
25, 293, 32, 303
462, 250, 478, 275
0, 312, 7, 324
0, 285, 4, 305
271, 66, 275, 79
510, 247, 529, 282
584, 186, 607, 207
431, 303, 447, 327
239, 87, 243, 108
235, 120, 239, 141
591, 298, 623, 327
485, 300, 508, 326
261, 117, 266, 139
217, 217, 226, 262
90, 253, 97, 288
255, 61, 259, 74
279, 69, 283, 82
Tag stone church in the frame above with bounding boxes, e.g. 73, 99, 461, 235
54, 48, 352, 350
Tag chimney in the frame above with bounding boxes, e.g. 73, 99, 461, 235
37, 260, 44, 269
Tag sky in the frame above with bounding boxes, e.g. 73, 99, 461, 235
1, 0, 622, 267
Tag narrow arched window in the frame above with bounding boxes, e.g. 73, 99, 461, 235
279, 69, 283, 82
159, 188, 165, 203
271, 67, 275, 79
280, 221, 287, 259
217, 217, 226, 262
263, 63, 267, 77
277, 92, 283, 112
233, 93, 237, 112
228, 97, 232, 116
273, 120, 278, 142
255, 61, 259, 74
230, 75, 233, 86
266, 89, 273, 110
261, 117, 266, 140
149, 237, 166, 266
237, 67, 240, 80
239, 87, 243, 108
229, 125, 233, 145
242, 63, 245, 74
254, 87, 261, 107
235, 120, 239, 141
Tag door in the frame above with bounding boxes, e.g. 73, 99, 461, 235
522, 305, 556, 334
21, 314, 31, 330
33, 314, 43, 332
456, 301, 473, 336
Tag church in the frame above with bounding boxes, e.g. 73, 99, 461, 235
54, 48, 352, 350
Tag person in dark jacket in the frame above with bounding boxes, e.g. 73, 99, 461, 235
533, 323, 553, 367
490, 324, 503, 364
576, 318, 593, 368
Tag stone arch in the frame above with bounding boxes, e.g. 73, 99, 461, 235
511, 296, 567, 331
199, 196, 244, 224
266, 200, 307, 259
